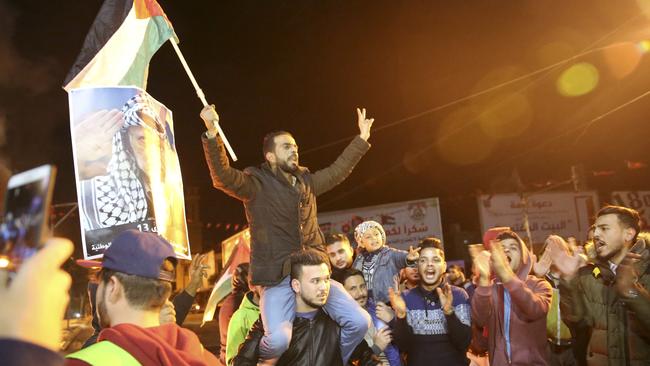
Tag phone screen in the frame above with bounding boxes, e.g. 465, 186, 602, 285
0, 165, 56, 271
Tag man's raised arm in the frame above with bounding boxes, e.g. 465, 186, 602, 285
312, 107, 373, 196
200, 105, 257, 201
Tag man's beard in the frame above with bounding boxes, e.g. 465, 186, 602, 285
300, 292, 327, 309
97, 285, 111, 329
279, 155, 299, 173
335, 260, 349, 269
355, 295, 368, 307
595, 238, 617, 260
279, 162, 298, 173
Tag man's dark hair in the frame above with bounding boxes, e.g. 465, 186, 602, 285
597, 205, 641, 241
262, 130, 293, 158
448, 264, 464, 273
325, 233, 350, 247
418, 237, 445, 257
99, 259, 174, 310
335, 268, 364, 285
290, 249, 330, 281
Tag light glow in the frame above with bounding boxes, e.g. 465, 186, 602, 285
556, 62, 599, 97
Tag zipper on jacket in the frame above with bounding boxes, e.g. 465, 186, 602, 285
621, 301, 630, 366
297, 190, 304, 248
309, 318, 314, 364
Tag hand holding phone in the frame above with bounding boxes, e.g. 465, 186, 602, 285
0, 237, 73, 351
0, 165, 56, 272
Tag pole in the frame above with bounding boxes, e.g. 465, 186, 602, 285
53, 203, 78, 230
520, 194, 533, 251
518, 175, 575, 251
169, 39, 238, 161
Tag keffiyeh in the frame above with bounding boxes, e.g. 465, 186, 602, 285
80, 93, 167, 230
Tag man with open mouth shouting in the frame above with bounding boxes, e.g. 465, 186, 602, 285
471, 228, 553, 366
389, 237, 472, 366
553, 205, 650, 366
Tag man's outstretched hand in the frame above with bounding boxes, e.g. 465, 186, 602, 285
357, 107, 374, 141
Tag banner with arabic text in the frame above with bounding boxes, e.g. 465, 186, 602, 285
610, 191, 650, 229
477, 191, 598, 246
318, 198, 443, 251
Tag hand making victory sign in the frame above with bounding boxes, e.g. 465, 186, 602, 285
357, 107, 374, 141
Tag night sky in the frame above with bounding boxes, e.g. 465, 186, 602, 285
2, 0, 649, 254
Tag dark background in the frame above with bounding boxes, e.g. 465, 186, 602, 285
1, 0, 649, 258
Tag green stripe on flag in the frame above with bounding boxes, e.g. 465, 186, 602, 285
120, 16, 175, 88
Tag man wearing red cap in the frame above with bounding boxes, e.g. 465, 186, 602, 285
471, 228, 552, 365
66, 230, 218, 366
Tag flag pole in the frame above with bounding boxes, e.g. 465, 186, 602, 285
169, 38, 238, 161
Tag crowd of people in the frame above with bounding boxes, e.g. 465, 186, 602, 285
1, 105, 648, 365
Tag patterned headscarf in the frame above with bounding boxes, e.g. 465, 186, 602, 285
80, 93, 167, 230
354, 220, 386, 247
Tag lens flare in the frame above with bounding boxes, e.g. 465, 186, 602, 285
477, 92, 532, 139
603, 42, 642, 79
637, 40, 650, 54
556, 62, 599, 97
437, 107, 495, 165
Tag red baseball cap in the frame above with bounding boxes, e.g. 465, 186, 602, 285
482, 227, 511, 250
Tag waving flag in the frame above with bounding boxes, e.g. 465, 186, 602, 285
202, 229, 251, 326
64, 0, 176, 91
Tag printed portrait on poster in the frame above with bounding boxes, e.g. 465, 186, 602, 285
69, 86, 189, 259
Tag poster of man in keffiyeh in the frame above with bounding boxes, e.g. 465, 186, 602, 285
69, 86, 190, 260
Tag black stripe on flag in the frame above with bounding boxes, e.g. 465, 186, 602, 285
63, 0, 133, 87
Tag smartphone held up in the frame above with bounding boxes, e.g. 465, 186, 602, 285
0, 164, 56, 272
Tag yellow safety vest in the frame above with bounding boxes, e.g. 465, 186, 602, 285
66, 340, 142, 365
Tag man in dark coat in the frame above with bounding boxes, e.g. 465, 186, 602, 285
200, 105, 374, 364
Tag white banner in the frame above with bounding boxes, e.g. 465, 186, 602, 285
69, 86, 190, 259
318, 198, 443, 251
478, 191, 599, 245
611, 191, 650, 229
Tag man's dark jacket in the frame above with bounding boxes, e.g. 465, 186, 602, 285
232, 310, 379, 366
203, 134, 370, 286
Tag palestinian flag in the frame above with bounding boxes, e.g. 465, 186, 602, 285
202, 229, 251, 326
63, 0, 176, 91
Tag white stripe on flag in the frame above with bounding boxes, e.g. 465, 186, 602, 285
201, 272, 233, 326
